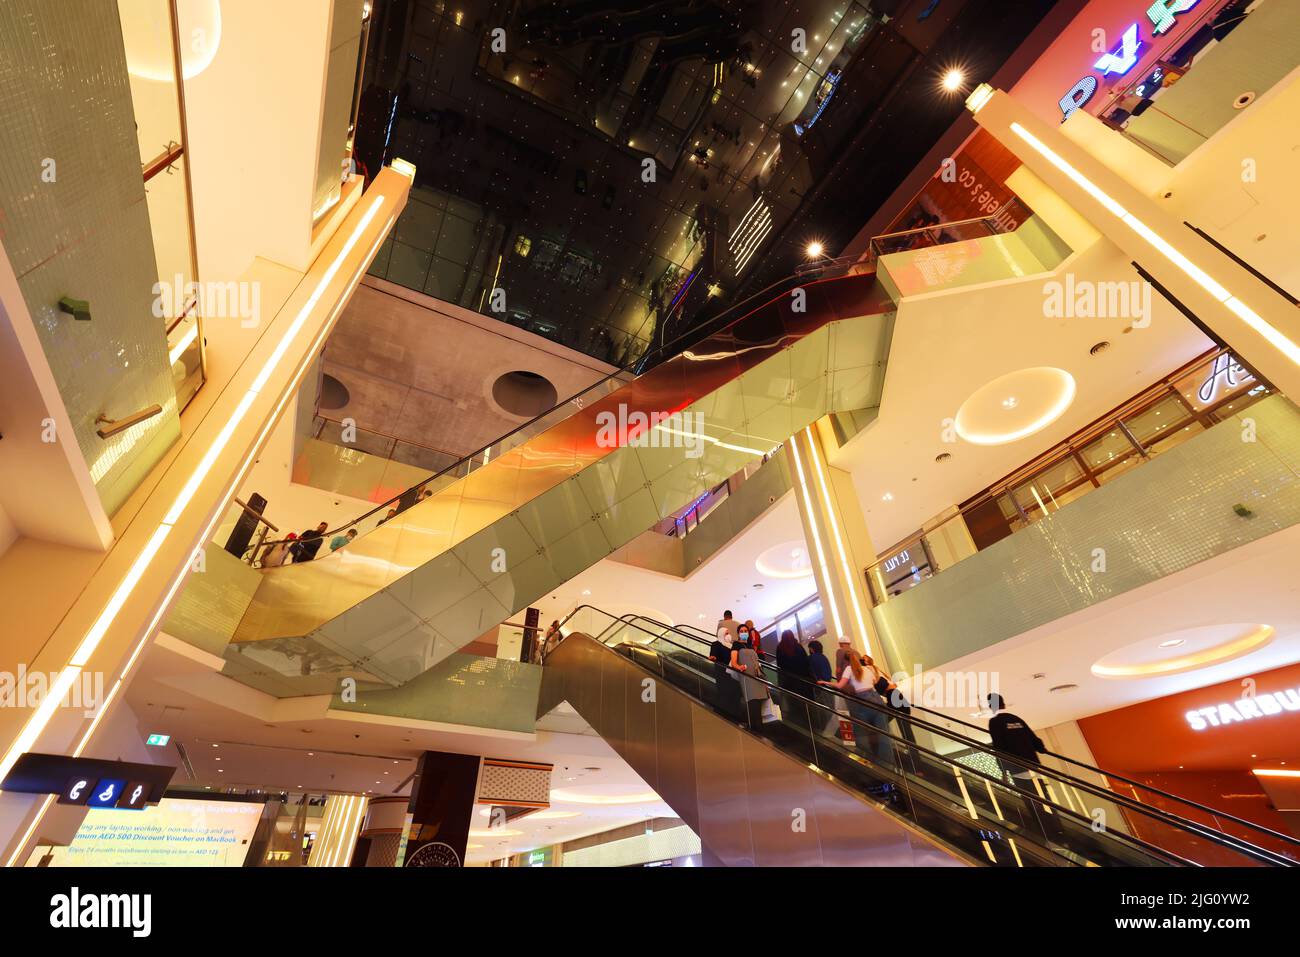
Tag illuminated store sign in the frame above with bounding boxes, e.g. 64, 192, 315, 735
1185, 683, 1300, 731
1058, 0, 1203, 120
1197, 353, 1253, 404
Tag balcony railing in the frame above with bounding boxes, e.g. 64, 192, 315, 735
865, 347, 1274, 605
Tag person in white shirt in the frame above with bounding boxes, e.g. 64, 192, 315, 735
819, 653, 893, 763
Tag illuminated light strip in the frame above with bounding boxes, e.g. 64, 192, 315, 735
730, 204, 771, 253
1254, 769, 1300, 778
732, 203, 771, 251
167, 322, 199, 366
728, 196, 766, 244
0, 181, 404, 818
983, 778, 1004, 821
1008, 837, 1024, 867
1007, 120, 1300, 367
802, 426, 872, 654
731, 215, 772, 268
734, 219, 773, 275
788, 434, 844, 639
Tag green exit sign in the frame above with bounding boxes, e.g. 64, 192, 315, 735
145, 733, 170, 747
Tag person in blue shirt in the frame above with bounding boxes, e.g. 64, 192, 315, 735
328, 529, 356, 552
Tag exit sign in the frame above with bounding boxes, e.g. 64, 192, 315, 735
145, 733, 170, 747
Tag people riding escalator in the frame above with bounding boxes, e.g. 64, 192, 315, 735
730, 625, 770, 731
775, 630, 815, 730
820, 653, 893, 765
709, 625, 742, 720
873, 660, 917, 746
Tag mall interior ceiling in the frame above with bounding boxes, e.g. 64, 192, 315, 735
354, 0, 1071, 368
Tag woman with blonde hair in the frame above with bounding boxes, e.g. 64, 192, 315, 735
819, 652, 893, 764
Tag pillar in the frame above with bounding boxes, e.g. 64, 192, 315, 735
397, 751, 480, 867
784, 422, 883, 664
306, 792, 367, 867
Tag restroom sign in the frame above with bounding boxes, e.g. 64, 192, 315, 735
1059, 1, 1205, 120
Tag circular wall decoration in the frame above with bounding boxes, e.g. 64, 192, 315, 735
492, 370, 559, 417
954, 367, 1076, 446
405, 841, 462, 867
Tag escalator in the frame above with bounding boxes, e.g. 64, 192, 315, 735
220, 254, 895, 694
539, 607, 1300, 867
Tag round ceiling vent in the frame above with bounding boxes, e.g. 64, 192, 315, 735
492, 370, 558, 417
1090, 340, 1110, 356
1233, 90, 1256, 110
318, 373, 351, 410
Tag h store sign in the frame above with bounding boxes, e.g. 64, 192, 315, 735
1058, 0, 1206, 121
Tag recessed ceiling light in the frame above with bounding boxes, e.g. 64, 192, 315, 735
1049, 684, 1078, 693
1158, 638, 1185, 648
1001, 396, 1018, 409
882, 492, 893, 501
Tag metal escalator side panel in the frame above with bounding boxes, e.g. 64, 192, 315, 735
544, 634, 972, 867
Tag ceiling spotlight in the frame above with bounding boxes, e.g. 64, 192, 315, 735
881, 492, 894, 502
942, 69, 965, 92
805, 241, 825, 259
1001, 396, 1018, 409
1158, 638, 1186, 648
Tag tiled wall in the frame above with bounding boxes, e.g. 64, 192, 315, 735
0, 0, 179, 515
873, 395, 1300, 670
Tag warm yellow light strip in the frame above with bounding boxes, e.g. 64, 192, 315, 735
1007, 120, 1300, 366
802, 426, 872, 654
167, 322, 198, 366
0, 171, 407, 850
787, 434, 845, 639
1253, 769, 1300, 778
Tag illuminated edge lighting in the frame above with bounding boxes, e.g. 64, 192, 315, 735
0, 172, 408, 858
167, 322, 199, 366
964, 82, 994, 113
1254, 769, 1300, 778
1003, 118, 1300, 367
954, 370, 1076, 446
546, 789, 659, 805
1090, 625, 1274, 679
787, 434, 845, 639
469, 829, 524, 837
802, 426, 872, 655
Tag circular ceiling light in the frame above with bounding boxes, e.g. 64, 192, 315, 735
122, 0, 223, 82
1091, 623, 1274, 680
954, 367, 1076, 446
755, 540, 815, 579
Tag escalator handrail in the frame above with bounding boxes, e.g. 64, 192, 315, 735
560, 606, 1197, 867
565, 607, 1295, 866
254, 259, 873, 551
634, 614, 1300, 857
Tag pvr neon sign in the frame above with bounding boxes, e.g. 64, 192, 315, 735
1059, 1, 1202, 121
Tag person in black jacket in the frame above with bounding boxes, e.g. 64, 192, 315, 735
775, 630, 814, 727
292, 522, 329, 562
708, 627, 741, 720
987, 693, 1047, 787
